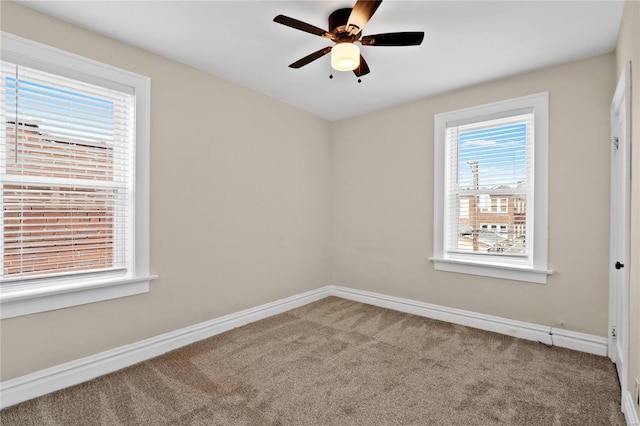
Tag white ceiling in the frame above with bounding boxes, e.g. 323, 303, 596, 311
17, 1, 624, 121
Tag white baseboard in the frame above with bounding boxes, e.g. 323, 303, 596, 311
0, 286, 331, 409
328, 286, 609, 356
623, 390, 640, 426
1, 284, 611, 410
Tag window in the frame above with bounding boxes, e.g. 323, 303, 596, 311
480, 224, 508, 233
459, 199, 469, 219
480, 197, 508, 213
0, 33, 154, 318
432, 93, 551, 283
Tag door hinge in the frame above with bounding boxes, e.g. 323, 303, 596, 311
611, 326, 617, 338
613, 136, 619, 149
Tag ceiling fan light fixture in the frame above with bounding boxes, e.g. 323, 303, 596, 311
331, 43, 360, 71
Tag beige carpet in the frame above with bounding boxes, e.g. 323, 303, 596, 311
0, 296, 625, 425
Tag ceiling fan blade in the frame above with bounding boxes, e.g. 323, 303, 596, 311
353, 54, 370, 77
289, 46, 333, 69
346, 0, 383, 35
361, 32, 425, 46
274, 15, 330, 38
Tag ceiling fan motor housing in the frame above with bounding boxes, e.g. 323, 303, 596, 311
329, 8, 359, 42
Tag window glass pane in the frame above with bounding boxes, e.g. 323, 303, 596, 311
3, 184, 119, 278
448, 115, 531, 257
1, 61, 132, 281
6, 122, 116, 181
457, 120, 528, 190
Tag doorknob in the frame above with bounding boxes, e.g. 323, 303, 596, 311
615, 261, 624, 270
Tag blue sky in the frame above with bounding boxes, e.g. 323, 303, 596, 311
5, 75, 114, 143
457, 122, 527, 190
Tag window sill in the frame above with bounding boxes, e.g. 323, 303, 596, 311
0, 274, 158, 319
430, 257, 552, 284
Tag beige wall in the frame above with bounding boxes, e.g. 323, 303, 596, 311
331, 53, 616, 336
0, 2, 331, 380
615, 0, 640, 419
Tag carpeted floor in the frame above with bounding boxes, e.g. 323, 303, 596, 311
0, 296, 625, 425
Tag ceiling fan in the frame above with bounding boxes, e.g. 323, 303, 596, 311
273, 0, 424, 79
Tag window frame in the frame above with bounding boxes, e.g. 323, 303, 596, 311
431, 92, 552, 284
0, 32, 155, 318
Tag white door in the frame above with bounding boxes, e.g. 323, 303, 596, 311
609, 63, 631, 396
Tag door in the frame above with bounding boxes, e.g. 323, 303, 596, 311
609, 62, 631, 395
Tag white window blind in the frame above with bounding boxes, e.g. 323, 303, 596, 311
444, 112, 533, 257
1, 61, 134, 281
